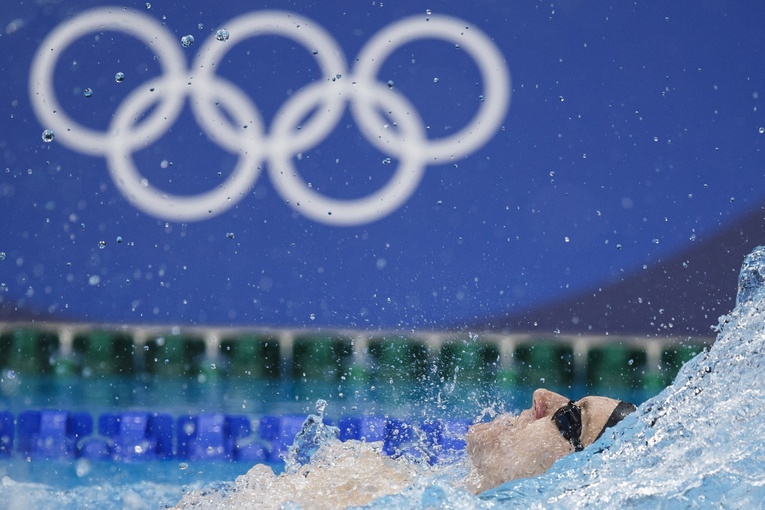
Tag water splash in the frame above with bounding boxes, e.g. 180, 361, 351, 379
283, 399, 340, 474
481, 246, 765, 509
736, 245, 765, 305
171, 247, 765, 508
7, 248, 765, 509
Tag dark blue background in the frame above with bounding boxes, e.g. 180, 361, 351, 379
1, 1, 764, 329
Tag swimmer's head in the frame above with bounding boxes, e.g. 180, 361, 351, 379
465, 388, 636, 493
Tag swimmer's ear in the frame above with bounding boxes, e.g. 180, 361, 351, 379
594, 401, 637, 442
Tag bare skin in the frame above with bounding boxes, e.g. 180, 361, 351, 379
175, 388, 631, 508
464, 388, 624, 493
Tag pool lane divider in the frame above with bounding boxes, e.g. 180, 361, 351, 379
0, 409, 469, 464
0, 324, 710, 390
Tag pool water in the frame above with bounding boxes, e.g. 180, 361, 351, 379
0, 372, 653, 508
175, 246, 764, 510
473, 247, 765, 509
3, 246, 759, 509
0, 273, 738, 509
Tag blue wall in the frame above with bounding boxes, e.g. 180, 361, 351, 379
1, 1, 764, 329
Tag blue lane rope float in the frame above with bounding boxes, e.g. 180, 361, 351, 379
0, 409, 471, 464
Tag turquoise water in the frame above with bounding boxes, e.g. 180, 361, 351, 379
0, 374, 647, 418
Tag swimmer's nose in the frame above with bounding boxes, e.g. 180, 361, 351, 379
531, 388, 570, 419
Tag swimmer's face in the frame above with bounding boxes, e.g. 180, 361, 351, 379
465, 389, 623, 493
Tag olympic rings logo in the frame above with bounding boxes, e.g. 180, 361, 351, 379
29, 7, 510, 225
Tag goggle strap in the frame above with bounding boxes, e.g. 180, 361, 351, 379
594, 401, 637, 443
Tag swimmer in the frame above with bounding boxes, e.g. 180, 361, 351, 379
465, 388, 636, 493
176, 388, 636, 509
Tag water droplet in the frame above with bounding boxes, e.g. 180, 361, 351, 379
426, 9, 432, 15
381, 157, 392, 165
312, 49, 318, 55
309, 313, 316, 320
226, 232, 234, 239
116, 236, 123, 244
98, 240, 106, 249
0, 252, 5, 261
180, 34, 194, 48
114, 72, 125, 83
145, 2, 151, 8
387, 80, 394, 88
433, 77, 439, 83
83, 88, 93, 98
75, 458, 91, 478
215, 29, 230, 42
41, 129, 54, 143
197, 23, 204, 30
759, 127, 764, 134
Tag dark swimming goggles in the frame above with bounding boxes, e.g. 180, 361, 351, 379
552, 401, 584, 451
552, 400, 636, 452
